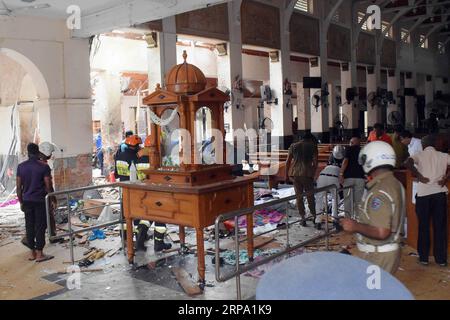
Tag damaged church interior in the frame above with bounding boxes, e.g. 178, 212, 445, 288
0, 0, 449, 302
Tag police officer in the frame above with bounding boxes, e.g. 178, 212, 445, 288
135, 136, 172, 252
339, 141, 405, 274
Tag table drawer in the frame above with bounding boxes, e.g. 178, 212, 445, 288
130, 190, 178, 220
208, 186, 248, 214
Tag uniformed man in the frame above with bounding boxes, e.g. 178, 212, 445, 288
135, 136, 172, 252
339, 141, 405, 274
114, 135, 151, 252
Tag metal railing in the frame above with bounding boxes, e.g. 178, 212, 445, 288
45, 183, 125, 265
214, 184, 355, 300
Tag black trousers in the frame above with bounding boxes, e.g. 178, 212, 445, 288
23, 201, 47, 251
415, 193, 448, 264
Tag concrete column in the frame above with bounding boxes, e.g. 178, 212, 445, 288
387, 69, 400, 126
425, 75, 434, 118
37, 98, 93, 190
269, 6, 293, 149
366, 67, 381, 128
310, 1, 329, 143
405, 73, 418, 132
297, 84, 311, 135
217, 0, 244, 143
328, 83, 339, 134
148, 17, 177, 91
340, 62, 359, 136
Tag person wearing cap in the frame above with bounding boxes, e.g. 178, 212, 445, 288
339, 136, 366, 216
16, 143, 55, 262
404, 135, 449, 267
340, 141, 405, 274
134, 136, 172, 252
315, 145, 345, 229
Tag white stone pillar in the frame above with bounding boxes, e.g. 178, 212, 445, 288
297, 84, 311, 134
309, 57, 329, 142
217, 0, 244, 143
148, 17, 177, 91
405, 72, 418, 132
269, 6, 293, 149
425, 75, 434, 118
366, 67, 381, 128
387, 69, 400, 126
340, 62, 359, 135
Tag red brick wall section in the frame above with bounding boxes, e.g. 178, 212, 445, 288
53, 154, 92, 191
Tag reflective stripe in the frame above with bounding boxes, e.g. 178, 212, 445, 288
357, 242, 399, 253
139, 220, 151, 228
116, 160, 130, 177
137, 163, 149, 181
154, 226, 167, 233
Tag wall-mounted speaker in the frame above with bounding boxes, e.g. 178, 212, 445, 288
303, 77, 322, 89
269, 51, 279, 62
144, 32, 157, 48
310, 57, 319, 68
215, 43, 227, 56
404, 88, 416, 96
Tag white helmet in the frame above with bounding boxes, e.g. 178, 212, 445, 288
358, 141, 396, 174
332, 145, 345, 160
39, 142, 57, 158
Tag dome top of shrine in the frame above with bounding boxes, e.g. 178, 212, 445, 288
165, 50, 207, 95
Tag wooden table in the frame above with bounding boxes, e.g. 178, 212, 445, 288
118, 175, 257, 288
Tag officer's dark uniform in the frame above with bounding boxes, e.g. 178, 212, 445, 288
136, 151, 172, 252
356, 171, 405, 274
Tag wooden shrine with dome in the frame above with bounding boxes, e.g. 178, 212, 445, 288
118, 51, 257, 289
140, 50, 234, 186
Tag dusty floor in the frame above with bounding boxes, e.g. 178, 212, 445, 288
1, 185, 449, 301
0, 223, 448, 300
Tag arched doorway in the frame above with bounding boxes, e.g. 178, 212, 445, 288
0, 48, 50, 194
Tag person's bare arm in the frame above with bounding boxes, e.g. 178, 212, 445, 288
44, 176, 53, 196
16, 176, 23, 204
438, 167, 450, 187
285, 153, 292, 182
339, 158, 349, 185
404, 158, 430, 183
339, 218, 391, 240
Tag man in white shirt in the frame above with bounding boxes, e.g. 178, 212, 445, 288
399, 130, 423, 157
405, 135, 450, 267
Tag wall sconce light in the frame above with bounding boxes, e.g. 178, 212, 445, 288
215, 43, 227, 56
144, 32, 158, 48
269, 51, 279, 62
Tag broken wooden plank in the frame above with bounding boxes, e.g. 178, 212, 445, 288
223, 236, 276, 251
56, 268, 103, 274
78, 235, 88, 245
107, 247, 121, 257
172, 267, 202, 296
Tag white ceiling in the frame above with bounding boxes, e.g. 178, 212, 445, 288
1, 0, 231, 37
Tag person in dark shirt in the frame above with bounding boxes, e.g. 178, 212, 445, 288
114, 135, 140, 181
16, 143, 54, 262
339, 137, 366, 217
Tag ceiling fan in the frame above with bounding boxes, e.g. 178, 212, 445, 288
0, 0, 51, 16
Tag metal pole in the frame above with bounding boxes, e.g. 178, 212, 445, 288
325, 190, 329, 251
350, 187, 355, 219
45, 195, 52, 240
66, 194, 74, 265
235, 216, 241, 300
285, 201, 290, 250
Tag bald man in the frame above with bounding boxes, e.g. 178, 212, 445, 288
339, 136, 366, 217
